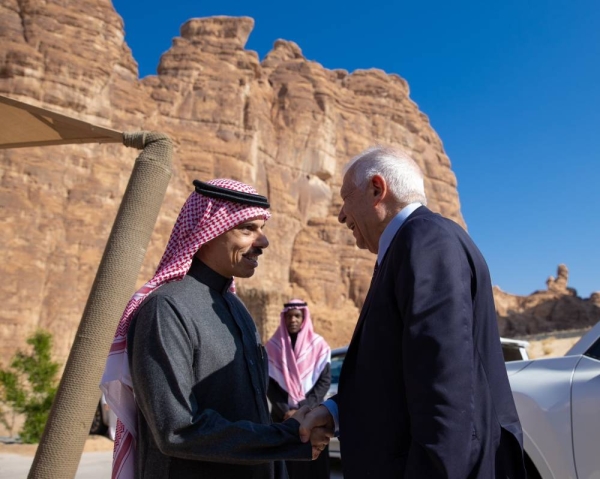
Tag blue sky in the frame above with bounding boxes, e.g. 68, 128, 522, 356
112, 0, 600, 298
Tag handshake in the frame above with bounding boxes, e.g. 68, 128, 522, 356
287, 405, 335, 460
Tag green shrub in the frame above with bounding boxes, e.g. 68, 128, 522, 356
0, 330, 60, 443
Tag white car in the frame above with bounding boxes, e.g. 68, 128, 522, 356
326, 337, 531, 461
507, 322, 600, 479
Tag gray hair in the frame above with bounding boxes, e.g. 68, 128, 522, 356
343, 146, 427, 206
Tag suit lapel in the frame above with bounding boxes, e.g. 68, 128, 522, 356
341, 207, 434, 390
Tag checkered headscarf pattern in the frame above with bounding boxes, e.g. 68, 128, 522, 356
100, 178, 270, 479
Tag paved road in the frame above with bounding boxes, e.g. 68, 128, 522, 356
1, 452, 344, 478
1, 451, 113, 479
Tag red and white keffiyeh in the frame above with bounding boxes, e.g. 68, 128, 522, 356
100, 179, 271, 479
265, 299, 331, 407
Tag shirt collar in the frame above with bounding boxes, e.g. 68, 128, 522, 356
187, 257, 233, 295
377, 202, 422, 266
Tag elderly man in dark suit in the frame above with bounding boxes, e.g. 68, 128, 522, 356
299, 146, 527, 478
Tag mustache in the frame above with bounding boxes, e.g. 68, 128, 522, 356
244, 248, 263, 256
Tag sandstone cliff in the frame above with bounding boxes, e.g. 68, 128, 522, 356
495, 265, 600, 336
0, 1, 598, 366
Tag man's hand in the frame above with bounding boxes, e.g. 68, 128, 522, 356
283, 408, 297, 421
290, 406, 334, 459
307, 424, 333, 460
297, 405, 334, 442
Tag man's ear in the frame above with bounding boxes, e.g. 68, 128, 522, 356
370, 174, 387, 205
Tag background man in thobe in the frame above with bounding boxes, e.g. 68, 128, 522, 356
266, 299, 331, 479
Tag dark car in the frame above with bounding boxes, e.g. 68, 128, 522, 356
89, 394, 116, 440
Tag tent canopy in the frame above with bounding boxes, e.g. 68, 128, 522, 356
0, 95, 122, 149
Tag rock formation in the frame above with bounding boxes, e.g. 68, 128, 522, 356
0, 2, 462, 363
495, 265, 600, 336
0, 1, 598, 367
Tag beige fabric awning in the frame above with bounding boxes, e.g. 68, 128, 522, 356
0, 94, 122, 149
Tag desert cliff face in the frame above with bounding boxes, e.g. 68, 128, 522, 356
0, 1, 598, 365
495, 264, 600, 336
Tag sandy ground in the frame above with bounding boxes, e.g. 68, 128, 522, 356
527, 336, 581, 359
0, 434, 114, 455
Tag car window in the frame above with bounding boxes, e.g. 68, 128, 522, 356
502, 346, 526, 362
330, 354, 345, 384
584, 337, 600, 360
500, 339, 529, 361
